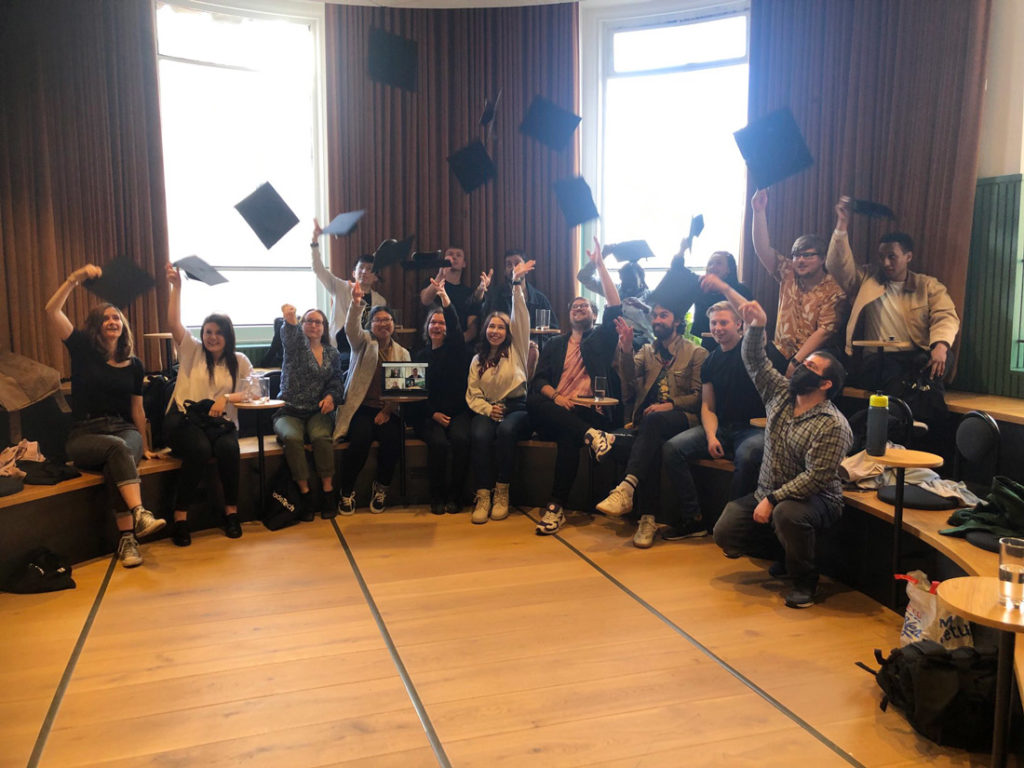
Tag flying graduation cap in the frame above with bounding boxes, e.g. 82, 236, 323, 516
849, 198, 896, 220
689, 214, 705, 239
173, 256, 227, 286
447, 140, 496, 194
602, 240, 655, 264
554, 177, 599, 228
480, 89, 502, 129
368, 27, 418, 91
84, 256, 155, 308
322, 210, 365, 236
372, 235, 415, 273
649, 263, 702, 322
733, 107, 814, 189
520, 96, 581, 152
234, 182, 299, 250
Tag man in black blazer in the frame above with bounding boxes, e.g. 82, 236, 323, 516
529, 240, 622, 536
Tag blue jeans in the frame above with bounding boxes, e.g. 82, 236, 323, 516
66, 416, 143, 491
470, 410, 531, 490
662, 424, 764, 523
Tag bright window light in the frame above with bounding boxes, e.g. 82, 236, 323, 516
613, 15, 747, 73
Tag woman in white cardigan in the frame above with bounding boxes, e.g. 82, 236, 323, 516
466, 259, 535, 523
332, 281, 410, 514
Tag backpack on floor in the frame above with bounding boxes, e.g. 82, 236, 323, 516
858, 639, 997, 750
263, 465, 299, 531
2, 547, 76, 594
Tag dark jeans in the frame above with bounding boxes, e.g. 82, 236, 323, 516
528, 394, 611, 505
164, 409, 240, 509
65, 416, 142, 500
850, 349, 933, 393
340, 406, 402, 494
470, 410, 532, 490
713, 492, 839, 586
414, 410, 472, 502
623, 409, 691, 519
662, 424, 765, 524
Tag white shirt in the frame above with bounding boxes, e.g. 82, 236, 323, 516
168, 332, 252, 425
863, 280, 910, 348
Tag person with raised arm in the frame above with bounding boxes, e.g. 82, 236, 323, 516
410, 277, 473, 514
332, 281, 411, 514
750, 188, 847, 374
465, 258, 535, 524
712, 297, 852, 609
44, 265, 164, 568
691, 250, 753, 351
163, 265, 252, 545
418, 246, 490, 342
530, 237, 622, 536
273, 302, 344, 520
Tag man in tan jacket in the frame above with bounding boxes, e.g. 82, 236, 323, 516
826, 198, 959, 392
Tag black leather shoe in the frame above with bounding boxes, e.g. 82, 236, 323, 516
172, 520, 191, 547
224, 514, 242, 539
298, 492, 315, 522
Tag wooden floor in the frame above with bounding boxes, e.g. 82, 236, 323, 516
1, 507, 1002, 767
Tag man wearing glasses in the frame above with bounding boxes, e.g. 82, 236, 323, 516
751, 189, 848, 375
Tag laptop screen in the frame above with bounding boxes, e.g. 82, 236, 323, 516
382, 362, 428, 396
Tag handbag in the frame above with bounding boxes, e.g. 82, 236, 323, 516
3, 547, 75, 594
183, 399, 237, 441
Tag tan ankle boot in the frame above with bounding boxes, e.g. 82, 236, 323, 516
491, 482, 510, 520
471, 489, 491, 524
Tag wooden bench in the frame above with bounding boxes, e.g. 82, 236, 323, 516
843, 386, 1024, 426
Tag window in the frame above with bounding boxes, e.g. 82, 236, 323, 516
581, 3, 750, 290
155, 0, 326, 339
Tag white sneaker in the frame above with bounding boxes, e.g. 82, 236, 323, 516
133, 507, 166, 538
535, 504, 565, 535
491, 483, 510, 520
596, 482, 634, 517
586, 429, 615, 460
118, 534, 142, 568
633, 515, 658, 548
370, 482, 388, 514
337, 491, 356, 516
472, 489, 491, 524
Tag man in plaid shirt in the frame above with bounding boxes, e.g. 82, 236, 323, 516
712, 298, 852, 609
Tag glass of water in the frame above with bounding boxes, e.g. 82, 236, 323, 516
998, 536, 1024, 608
593, 376, 607, 401
535, 308, 550, 331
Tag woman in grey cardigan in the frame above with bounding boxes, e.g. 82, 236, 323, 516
333, 281, 411, 515
465, 259, 535, 523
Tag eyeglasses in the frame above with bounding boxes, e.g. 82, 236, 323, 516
789, 251, 821, 260
570, 303, 591, 311
302, 319, 323, 326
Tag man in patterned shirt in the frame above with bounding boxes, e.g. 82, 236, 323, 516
751, 189, 848, 375
712, 298, 852, 609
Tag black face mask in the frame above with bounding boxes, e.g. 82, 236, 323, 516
788, 364, 828, 396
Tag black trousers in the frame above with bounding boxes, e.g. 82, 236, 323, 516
413, 410, 472, 502
164, 409, 240, 509
340, 406, 402, 494
528, 394, 611, 505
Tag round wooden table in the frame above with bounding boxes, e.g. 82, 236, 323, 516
937, 576, 1024, 767
571, 396, 619, 409
235, 399, 285, 518
877, 448, 944, 607
749, 417, 767, 428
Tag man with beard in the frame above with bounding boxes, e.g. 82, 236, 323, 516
531, 239, 622, 536
712, 298, 852, 609
595, 294, 708, 548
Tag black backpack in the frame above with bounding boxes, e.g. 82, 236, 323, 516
3, 547, 76, 594
143, 373, 177, 448
263, 464, 299, 531
860, 639, 997, 750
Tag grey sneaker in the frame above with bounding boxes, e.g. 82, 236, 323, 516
784, 582, 819, 609
535, 504, 565, 536
133, 507, 166, 539
661, 517, 708, 540
633, 514, 658, 548
117, 534, 142, 568
596, 482, 634, 517
337, 491, 356, 516
369, 482, 388, 514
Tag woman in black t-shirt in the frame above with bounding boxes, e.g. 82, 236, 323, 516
45, 265, 165, 569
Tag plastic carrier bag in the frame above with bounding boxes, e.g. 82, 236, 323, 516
897, 570, 972, 649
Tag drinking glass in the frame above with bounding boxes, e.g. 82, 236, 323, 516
536, 309, 550, 331
998, 536, 1024, 608
593, 376, 607, 401
258, 376, 270, 403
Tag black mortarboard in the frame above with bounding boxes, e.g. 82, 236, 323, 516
519, 96, 581, 152
851, 198, 896, 219
733, 107, 814, 188
554, 177, 599, 228
603, 240, 655, 264
84, 257, 155, 307
479, 89, 502, 128
649, 263, 701, 322
372, 235, 414, 273
173, 256, 227, 286
368, 27, 418, 92
689, 214, 705, 239
234, 182, 299, 250
447, 141, 496, 194
322, 210, 365, 236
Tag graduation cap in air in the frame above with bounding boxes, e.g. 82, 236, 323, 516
368, 27, 418, 92
447, 141, 496, 194
480, 89, 502, 129
519, 96, 581, 152
372, 235, 414, 273
649, 264, 702, 323
173, 256, 227, 286
234, 182, 299, 250
733, 107, 814, 189
602, 240, 655, 264
689, 214, 705, 239
322, 210, 365, 236
84, 256, 155, 308
849, 198, 896, 220
554, 177, 599, 228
